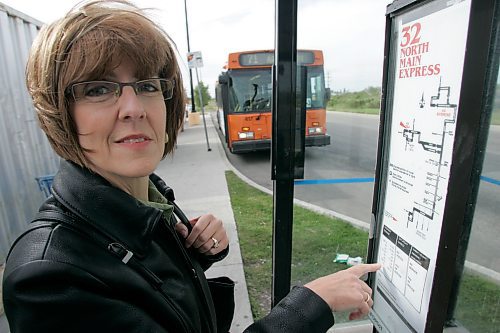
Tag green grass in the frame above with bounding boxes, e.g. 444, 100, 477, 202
491, 106, 500, 125
328, 108, 380, 115
225, 170, 500, 330
226, 170, 369, 323
493, 85, 500, 125
204, 99, 217, 112
328, 87, 381, 115
454, 274, 500, 332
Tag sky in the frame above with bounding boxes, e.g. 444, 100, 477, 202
1, 0, 391, 96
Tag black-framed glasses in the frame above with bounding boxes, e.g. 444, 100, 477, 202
66, 78, 175, 104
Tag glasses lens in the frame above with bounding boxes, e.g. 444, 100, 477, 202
135, 79, 174, 100
136, 79, 164, 98
142, 79, 175, 100
72, 81, 118, 103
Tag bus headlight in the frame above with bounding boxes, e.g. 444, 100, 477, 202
238, 131, 254, 139
308, 127, 323, 135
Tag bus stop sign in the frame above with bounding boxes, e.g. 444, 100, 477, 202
368, 0, 498, 332
187, 51, 203, 69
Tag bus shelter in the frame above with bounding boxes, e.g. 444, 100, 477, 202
269, 0, 499, 332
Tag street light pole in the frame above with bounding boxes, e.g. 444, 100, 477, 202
184, 0, 196, 112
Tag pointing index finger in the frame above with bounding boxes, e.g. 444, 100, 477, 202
348, 263, 382, 277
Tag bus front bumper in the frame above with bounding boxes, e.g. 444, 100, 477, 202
305, 134, 331, 147
231, 139, 271, 153
230, 134, 330, 153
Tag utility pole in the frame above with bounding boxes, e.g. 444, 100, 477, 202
184, 0, 196, 113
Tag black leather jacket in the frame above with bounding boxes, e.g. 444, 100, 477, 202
3, 160, 334, 332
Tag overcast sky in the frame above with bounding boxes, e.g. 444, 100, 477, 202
2, 0, 391, 96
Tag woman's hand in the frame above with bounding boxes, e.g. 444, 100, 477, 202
304, 263, 381, 320
175, 214, 229, 255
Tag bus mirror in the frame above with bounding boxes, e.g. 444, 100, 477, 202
325, 88, 331, 102
218, 74, 229, 85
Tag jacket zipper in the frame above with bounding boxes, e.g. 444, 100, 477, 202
164, 219, 217, 333
107, 241, 195, 333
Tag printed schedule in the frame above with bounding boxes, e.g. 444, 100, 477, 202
379, 226, 429, 312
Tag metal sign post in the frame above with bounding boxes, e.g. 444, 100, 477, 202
187, 51, 211, 152
271, 0, 305, 306
367, 0, 499, 332
183, 0, 196, 113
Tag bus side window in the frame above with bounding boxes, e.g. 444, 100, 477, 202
310, 78, 317, 102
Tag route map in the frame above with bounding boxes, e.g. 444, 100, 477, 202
402, 80, 457, 232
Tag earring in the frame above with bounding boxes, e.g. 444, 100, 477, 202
165, 132, 169, 144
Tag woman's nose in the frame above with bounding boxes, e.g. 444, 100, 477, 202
117, 86, 146, 119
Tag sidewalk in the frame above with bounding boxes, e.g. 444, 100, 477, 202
155, 113, 254, 332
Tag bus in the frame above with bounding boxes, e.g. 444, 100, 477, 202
215, 49, 331, 153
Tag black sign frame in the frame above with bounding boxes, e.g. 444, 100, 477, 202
367, 0, 499, 332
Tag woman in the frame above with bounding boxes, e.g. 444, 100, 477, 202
2, 1, 380, 332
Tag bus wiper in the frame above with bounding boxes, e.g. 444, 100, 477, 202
250, 83, 258, 105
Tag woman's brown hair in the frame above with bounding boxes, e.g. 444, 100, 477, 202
26, 0, 185, 167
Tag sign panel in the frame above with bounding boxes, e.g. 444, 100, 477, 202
369, 0, 471, 332
238, 50, 315, 67
187, 51, 203, 68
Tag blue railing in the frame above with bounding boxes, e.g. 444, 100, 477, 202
35, 175, 55, 198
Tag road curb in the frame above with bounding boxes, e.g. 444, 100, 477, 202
0, 263, 4, 316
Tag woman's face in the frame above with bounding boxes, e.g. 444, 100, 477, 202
71, 59, 167, 187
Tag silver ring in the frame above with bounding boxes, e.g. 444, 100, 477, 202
364, 293, 370, 303
211, 237, 220, 249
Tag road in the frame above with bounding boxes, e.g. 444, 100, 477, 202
218, 111, 500, 273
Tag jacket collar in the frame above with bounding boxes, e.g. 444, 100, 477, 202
50, 159, 166, 257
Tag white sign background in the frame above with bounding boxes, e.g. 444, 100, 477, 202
369, 0, 472, 332
187, 51, 204, 69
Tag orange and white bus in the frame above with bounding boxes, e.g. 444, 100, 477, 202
215, 49, 331, 153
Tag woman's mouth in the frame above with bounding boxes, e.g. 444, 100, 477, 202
122, 137, 147, 143
117, 134, 151, 144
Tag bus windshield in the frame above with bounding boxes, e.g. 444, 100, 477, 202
227, 66, 326, 113
229, 69, 272, 113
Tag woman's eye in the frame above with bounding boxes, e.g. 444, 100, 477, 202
84, 83, 113, 97
138, 81, 160, 93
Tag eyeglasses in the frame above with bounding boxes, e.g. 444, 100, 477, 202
66, 78, 175, 104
